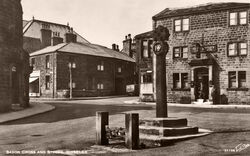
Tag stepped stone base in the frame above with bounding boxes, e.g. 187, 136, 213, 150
139, 117, 187, 127
140, 129, 212, 147
139, 117, 212, 147
139, 126, 198, 137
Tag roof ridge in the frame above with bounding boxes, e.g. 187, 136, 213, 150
56, 42, 70, 52
153, 2, 250, 20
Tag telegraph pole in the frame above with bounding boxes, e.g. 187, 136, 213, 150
152, 25, 170, 118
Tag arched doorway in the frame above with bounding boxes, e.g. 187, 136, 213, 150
194, 67, 209, 101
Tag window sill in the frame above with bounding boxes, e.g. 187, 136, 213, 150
173, 58, 188, 61
227, 88, 249, 91
173, 31, 190, 33
172, 88, 190, 91
229, 24, 248, 27
228, 55, 247, 57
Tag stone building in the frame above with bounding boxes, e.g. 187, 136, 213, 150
23, 18, 89, 53
134, 31, 155, 102
29, 41, 135, 98
135, 2, 250, 104
0, 0, 30, 112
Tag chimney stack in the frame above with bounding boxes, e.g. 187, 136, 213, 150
116, 45, 119, 51
112, 44, 116, 50
65, 27, 77, 43
40, 23, 52, 48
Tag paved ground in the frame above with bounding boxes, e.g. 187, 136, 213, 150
1, 96, 250, 155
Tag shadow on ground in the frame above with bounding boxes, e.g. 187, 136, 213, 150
2, 103, 153, 125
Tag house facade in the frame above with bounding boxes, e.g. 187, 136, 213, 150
23, 18, 89, 53
136, 2, 250, 104
0, 0, 30, 112
29, 42, 135, 98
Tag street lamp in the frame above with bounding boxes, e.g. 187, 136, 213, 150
68, 62, 73, 99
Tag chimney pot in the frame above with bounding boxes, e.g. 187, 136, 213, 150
116, 45, 119, 51
112, 44, 116, 50
125, 36, 127, 40
128, 34, 131, 39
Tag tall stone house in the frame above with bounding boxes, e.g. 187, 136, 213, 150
23, 18, 89, 54
0, 0, 30, 112
135, 2, 250, 104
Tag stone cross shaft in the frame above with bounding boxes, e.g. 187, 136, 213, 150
152, 26, 170, 118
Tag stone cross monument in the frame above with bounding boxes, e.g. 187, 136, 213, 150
152, 25, 170, 117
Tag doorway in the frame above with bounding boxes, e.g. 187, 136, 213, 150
194, 67, 209, 101
115, 78, 125, 95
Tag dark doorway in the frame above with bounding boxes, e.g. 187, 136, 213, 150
194, 67, 209, 100
115, 78, 125, 95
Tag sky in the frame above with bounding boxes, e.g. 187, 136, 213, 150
21, 0, 249, 49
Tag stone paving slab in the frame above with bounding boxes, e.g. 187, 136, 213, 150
0, 103, 55, 124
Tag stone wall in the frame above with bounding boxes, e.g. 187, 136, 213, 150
0, 0, 29, 112
31, 52, 135, 98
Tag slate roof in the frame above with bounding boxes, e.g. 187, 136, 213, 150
153, 2, 250, 20
134, 31, 153, 39
23, 20, 29, 28
30, 42, 135, 63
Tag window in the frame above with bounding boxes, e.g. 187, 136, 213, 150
228, 43, 237, 56
68, 82, 76, 89
173, 73, 189, 89
229, 11, 247, 26
31, 58, 35, 66
239, 11, 247, 25
238, 71, 246, 88
239, 43, 247, 55
182, 19, 190, 31
174, 20, 181, 32
148, 40, 153, 58
181, 73, 189, 89
69, 57, 76, 68
173, 73, 181, 89
174, 18, 189, 32
118, 67, 122, 73
229, 12, 237, 26
53, 32, 60, 37
141, 73, 152, 83
228, 42, 248, 56
97, 61, 104, 71
173, 47, 188, 59
229, 72, 236, 88
97, 83, 104, 90
45, 55, 50, 69
229, 71, 246, 89
142, 40, 148, 58
45, 75, 50, 89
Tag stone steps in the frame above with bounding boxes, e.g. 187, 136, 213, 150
139, 117, 212, 147
139, 125, 199, 137
140, 129, 212, 147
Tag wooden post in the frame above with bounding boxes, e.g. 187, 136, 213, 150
96, 111, 109, 145
125, 113, 139, 149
